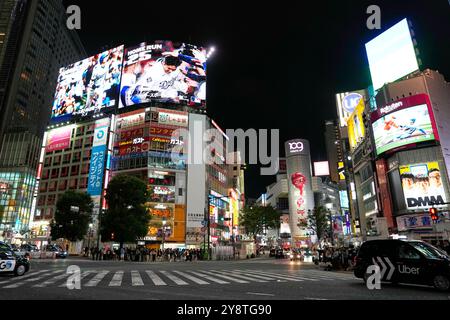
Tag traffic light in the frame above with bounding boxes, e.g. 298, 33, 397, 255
111, 232, 115, 240
429, 208, 438, 221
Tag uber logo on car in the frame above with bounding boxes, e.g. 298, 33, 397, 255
398, 265, 420, 275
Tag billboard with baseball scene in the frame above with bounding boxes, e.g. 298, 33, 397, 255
119, 41, 207, 109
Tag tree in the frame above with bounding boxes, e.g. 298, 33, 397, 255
299, 206, 330, 245
100, 174, 150, 249
50, 191, 94, 242
239, 205, 280, 241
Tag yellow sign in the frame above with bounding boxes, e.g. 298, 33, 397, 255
347, 98, 365, 151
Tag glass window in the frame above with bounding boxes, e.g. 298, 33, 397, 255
47, 194, 56, 205
71, 165, 79, 176
79, 177, 88, 189
83, 150, 91, 160
81, 163, 90, 175
41, 169, 49, 180
73, 152, 81, 162
39, 182, 48, 193
44, 157, 51, 167
48, 181, 57, 192
51, 168, 59, 179
398, 244, 421, 260
63, 154, 71, 164
58, 180, 67, 191
60, 166, 69, 177
74, 139, 82, 149
38, 195, 46, 206
409, 242, 447, 259
69, 179, 78, 189
53, 155, 61, 166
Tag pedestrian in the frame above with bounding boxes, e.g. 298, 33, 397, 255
443, 240, 450, 255
120, 247, 125, 261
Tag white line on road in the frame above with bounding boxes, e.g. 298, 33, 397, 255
146, 270, 167, 286
246, 292, 275, 297
159, 271, 188, 285
0, 269, 50, 285
239, 270, 307, 282
109, 271, 124, 287
84, 270, 109, 287
199, 270, 248, 284
59, 270, 93, 287
305, 297, 329, 300
211, 270, 268, 283
33, 272, 70, 288
187, 271, 229, 284
131, 271, 144, 286
173, 271, 209, 285
3, 270, 63, 289
229, 270, 278, 281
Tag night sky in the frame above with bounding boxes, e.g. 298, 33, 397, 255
63, 0, 450, 198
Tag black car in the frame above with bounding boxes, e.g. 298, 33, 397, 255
354, 239, 450, 291
45, 244, 68, 258
0, 241, 30, 277
275, 248, 285, 259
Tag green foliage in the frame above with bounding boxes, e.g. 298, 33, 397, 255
50, 191, 94, 242
100, 175, 151, 246
239, 205, 280, 236
299, 206, 330, 241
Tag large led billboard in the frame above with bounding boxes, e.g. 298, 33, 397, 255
365, 18, 419, 91
347, 98, 365, 151
371, 94, 438, 156
400, 162, 447, 210
119, 41, 207, 109
51, 46, 124, 121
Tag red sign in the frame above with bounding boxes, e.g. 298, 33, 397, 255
150, 126, 176, 137
46, 127, 72, 152
119, 128, 144, 141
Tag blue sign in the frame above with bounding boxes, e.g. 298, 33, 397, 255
87, 145, 106, 196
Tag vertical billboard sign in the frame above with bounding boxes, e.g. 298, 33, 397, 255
88, 118, 110, 197
336, 89, 368, 128
347, 98, 366, 151
285, 139, 314, 246
399, 162, 448, 210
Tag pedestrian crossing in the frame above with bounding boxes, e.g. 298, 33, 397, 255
0, 269, 355, 289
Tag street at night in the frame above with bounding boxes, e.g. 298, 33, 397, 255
1, 257, 449, 300
1, 0, 450, 309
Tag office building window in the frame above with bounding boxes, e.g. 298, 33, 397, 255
51, 168, 59, 179
63, 154, 71, 164
59, 180, 67, 191
71, 165, 79, 176
69, 179, 78, 189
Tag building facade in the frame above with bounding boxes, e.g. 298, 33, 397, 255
0, 0, 85, 243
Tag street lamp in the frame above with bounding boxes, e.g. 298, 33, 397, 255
87, 223, 93, 250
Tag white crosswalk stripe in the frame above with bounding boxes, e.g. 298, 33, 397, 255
211, 270, 268, 283
159, 271, 188, 285
0, 269, 50, 286
84, 270, 109, 287
187, 271, 229, 284
109, 271, 124, 287
227, 270, 278, 281
0, 268, 355, 289
242, 270, 316, 282
146, 270, 167, 286
199, 270, 248, 284
33, 272, 70, 288
131, 271, 144, 286
3, 270, 64, 289
173, 271, 209, 285
59, 270, 94, 287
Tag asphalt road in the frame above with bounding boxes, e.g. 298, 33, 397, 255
1, 256, 449, 300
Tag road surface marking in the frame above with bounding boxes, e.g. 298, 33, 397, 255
246, 292, 275, 297
199, 270, 248, 284
239, 270, 306, 282
146, 270, 167, 286
187, 271, 229, 284
0, 269, 50, 285
159, 271, 188, 285
109, 271, 124, 287
211, 270, 268, 283
33, 272, 70, 287
3, 270, 63, 289
228, 270, 278, 281
131, 271, 144, 286
59, 270, 93, 287
173, 271, 209, 285
84, 270, 109, 287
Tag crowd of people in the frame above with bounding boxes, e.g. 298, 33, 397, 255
313, 246, 359, 271
84, 246, 206, 262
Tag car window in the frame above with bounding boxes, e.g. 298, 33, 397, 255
409, 242, 445, 259
398, 244, 421, 259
